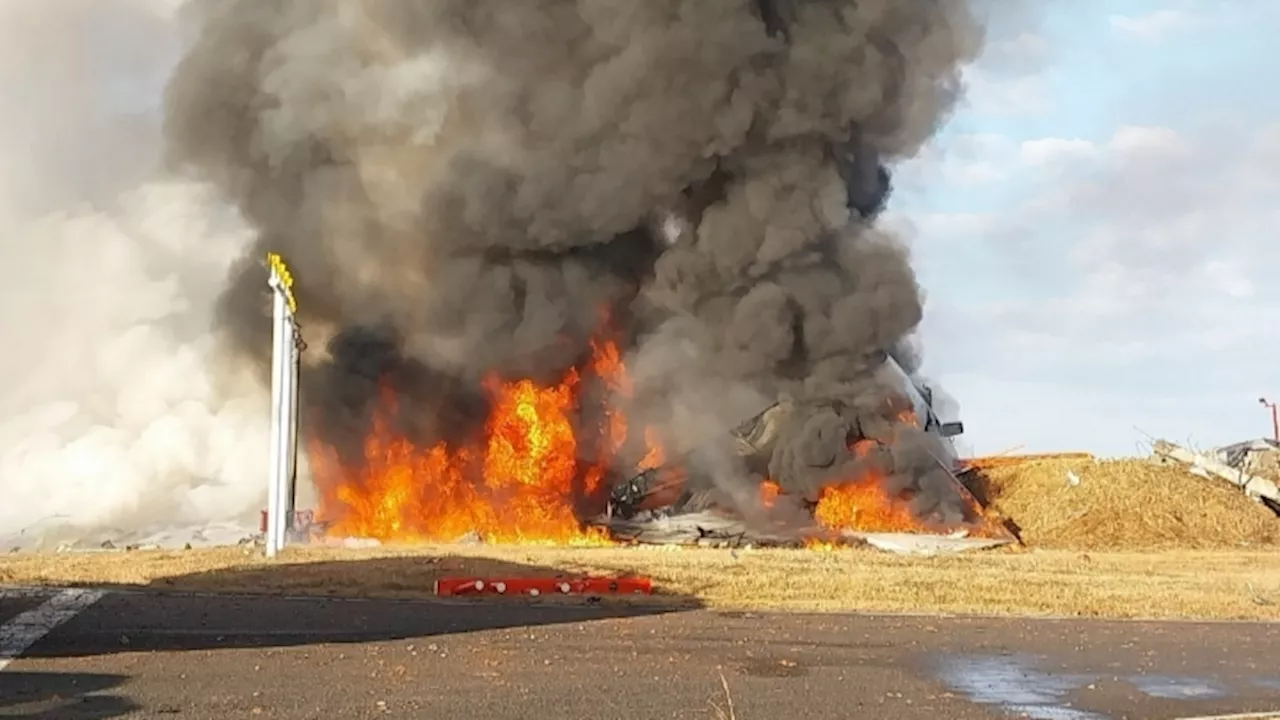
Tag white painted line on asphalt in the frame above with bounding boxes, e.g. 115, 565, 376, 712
0, 588, 104, 671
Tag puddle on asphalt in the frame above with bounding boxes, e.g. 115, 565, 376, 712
935, 654, 1104, 720
1128, 674, 1228, 700
936, 654, 1259, 720
1253, 677, 1280, 692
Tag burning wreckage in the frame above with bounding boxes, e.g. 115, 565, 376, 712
166, 0, 1015, 553
602, 355, 1009, 550
295, 344, 1011, 552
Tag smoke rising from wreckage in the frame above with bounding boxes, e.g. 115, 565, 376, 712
163, 0, 994, 544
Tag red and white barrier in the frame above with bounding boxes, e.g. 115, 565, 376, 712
434, 576, 653, 597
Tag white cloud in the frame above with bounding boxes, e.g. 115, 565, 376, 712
1107, 125, 1184, 154
1201, 260, 1256, 299
1255, 122, 1280, 155
1109, 9, 1199, 42
892, 132, 1020, 193
1019, 138, 1097, 166
914, 212, 992, 240
945, 133, 1019, 183
948, 17, 1053, 118
982, 31, 1050, 72
961, 69, 1050, 116
915, 117, 1280, 454
885, 211, 993, 255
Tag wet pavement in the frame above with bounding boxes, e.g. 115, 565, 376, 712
1, 586, 1278, 719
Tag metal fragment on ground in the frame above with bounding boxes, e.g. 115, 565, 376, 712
604, 512, 1012, 554
851, 532, 1014, 556
603, 511, 809, 548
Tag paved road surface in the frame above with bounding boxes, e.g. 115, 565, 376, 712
1, 586, 1278, 719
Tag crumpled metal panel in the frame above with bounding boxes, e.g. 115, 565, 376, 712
851, 532, 1014, 556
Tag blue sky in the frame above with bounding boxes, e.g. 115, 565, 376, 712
888, 0, 1280, 456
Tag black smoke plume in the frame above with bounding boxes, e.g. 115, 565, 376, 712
164, 0, 985, 528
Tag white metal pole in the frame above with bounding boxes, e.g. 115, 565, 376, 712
273, 313, 296, 552
286, 323, 300, 521
266, 270, 289, 558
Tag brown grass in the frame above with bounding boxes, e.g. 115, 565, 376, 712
3, 456, 1277, 621
3, 543, 1279, 621
972, 457, 1280, 551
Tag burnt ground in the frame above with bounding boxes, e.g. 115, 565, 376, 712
1, 587, 1278, 720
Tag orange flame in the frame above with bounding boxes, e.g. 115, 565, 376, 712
796, 413, 999, 538
590, 337, 629, 453
589, 336, 667, 475
754, 435, 924, 536
637, 427, 666, 470
759, 480, 782, 509
312, 340, 637, 545
582, 337, 630, 498
812, 474, 922, 534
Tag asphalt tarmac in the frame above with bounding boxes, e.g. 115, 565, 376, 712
1, 586, 1278, 719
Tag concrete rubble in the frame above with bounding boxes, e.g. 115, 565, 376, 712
1214, 438, 1280, 482
1152, 439, 1280, 510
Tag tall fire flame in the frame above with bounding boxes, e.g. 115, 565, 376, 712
310, 321, 686, 545
811, 432, 924, 534
310, 335, 637, 545
810, 434, 1001, 539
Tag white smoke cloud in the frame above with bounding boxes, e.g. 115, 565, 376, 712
0, 0, 272, 544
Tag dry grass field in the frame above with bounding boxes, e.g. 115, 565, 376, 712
3, 456, 1278, 621
3, 543, 1278, 621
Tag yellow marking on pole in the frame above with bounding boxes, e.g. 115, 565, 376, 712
266, 252, 297, 314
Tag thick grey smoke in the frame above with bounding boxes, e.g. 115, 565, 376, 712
166, 0, 985, 527
0, 0, 273, 546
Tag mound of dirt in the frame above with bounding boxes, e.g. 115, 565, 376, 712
968, 457, 1280, 551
